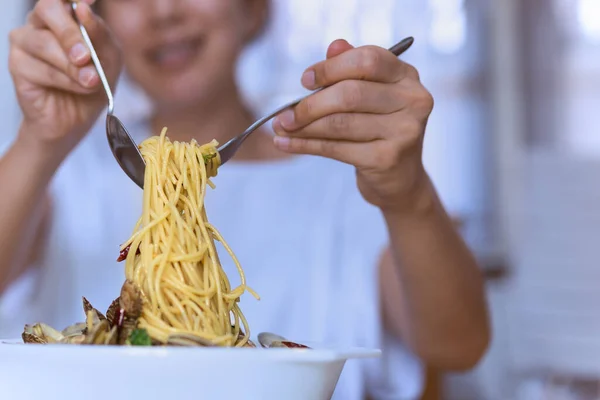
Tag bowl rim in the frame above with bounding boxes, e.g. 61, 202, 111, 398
0, 338, 381, 363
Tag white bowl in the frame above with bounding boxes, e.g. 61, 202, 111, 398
0, 339, 380, 400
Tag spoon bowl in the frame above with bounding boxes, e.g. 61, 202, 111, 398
71, 2, 146, 188
73, 2, 413, 189
105, 115, 145, 188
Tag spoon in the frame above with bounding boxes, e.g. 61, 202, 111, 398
73, 3, 413, 188
71, 2, 146, 189
217, 36, 415, 165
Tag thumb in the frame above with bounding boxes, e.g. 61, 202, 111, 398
326, 39, 354, 59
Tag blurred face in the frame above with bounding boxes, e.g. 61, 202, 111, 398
100, 0, 265, 109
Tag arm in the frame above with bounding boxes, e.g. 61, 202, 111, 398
0, 131, 56, 294
379, 177, 490, 371
270, 39, 491, 370
1, 0, 122, 293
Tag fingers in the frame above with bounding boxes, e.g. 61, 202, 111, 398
302, 45, 407, 90
26, 10, 45, 29
9, 26, 98, 89
272, 39, 429, 173
273, 112, 393, 142
72, 1, 110, 46
15, 0, 119, 93
32, 0, 90, 65
30, 1, 111, 65
72, 2, 123, 85
276, 80, 404, 132
325, 39, 354, 60
272, 136, 381, 168
9, 48, 99, 95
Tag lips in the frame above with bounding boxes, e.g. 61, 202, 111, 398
147, 36, 203, 71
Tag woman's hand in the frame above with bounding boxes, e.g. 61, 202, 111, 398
272, 40, 434, 214
9, 0, 122, 159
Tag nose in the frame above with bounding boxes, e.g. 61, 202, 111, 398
147, 0, 183, 25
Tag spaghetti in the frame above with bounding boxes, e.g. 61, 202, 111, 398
119, 128, 258, 347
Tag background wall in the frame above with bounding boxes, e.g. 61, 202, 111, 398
0, 1, 24, 151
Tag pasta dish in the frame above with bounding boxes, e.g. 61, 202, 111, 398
22, 129, 261, 347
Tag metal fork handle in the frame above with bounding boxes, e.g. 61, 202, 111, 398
70, 2, 115, 115
217, 36, 415, 163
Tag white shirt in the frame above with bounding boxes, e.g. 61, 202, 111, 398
0, 85, 423, 400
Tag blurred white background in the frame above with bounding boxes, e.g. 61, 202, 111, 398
1, 0, 600, 399
0, 1, 23, 145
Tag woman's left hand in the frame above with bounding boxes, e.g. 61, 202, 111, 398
272, 40, 434, 214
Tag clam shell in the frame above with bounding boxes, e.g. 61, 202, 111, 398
104, 326, 118, 345
39, 323, 64, 343
257, 332, 286, 348
59, 334, 86, 345
118, 319, 137, 345
85, 310, 100, 331
105, 297, 121, 326
22, 331, 46, 344
82, 297, 106, 321
119, 281, 142, 318
62, 322, 87, 338
83, 319, 110, 345
257, 332, 310, 349
117, 282, 142, 344
22, 323, 65, 344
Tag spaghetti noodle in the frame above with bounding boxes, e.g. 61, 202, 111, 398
119, 128, 258, 347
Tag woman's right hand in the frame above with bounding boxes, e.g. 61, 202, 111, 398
9, 0, 122, 159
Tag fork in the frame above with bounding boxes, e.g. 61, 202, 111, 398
216, 37, 414, 165
72, 1, 413, 189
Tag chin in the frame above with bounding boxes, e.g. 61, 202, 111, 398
149, 83, 219, 111
129, 56, 235, 111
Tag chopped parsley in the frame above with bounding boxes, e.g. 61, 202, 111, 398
203, 153, 217, 163
126, 328, 152, 346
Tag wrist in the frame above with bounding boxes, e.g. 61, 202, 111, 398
380, 171, 438, 219
14, 123, 68, 174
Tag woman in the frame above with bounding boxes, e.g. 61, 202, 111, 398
1, 0, 489, 398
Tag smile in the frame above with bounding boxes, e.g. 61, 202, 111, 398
147, 36, 204, 71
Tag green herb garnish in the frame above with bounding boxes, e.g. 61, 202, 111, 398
126, 328, 152, 346
203, 153, 217, 163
